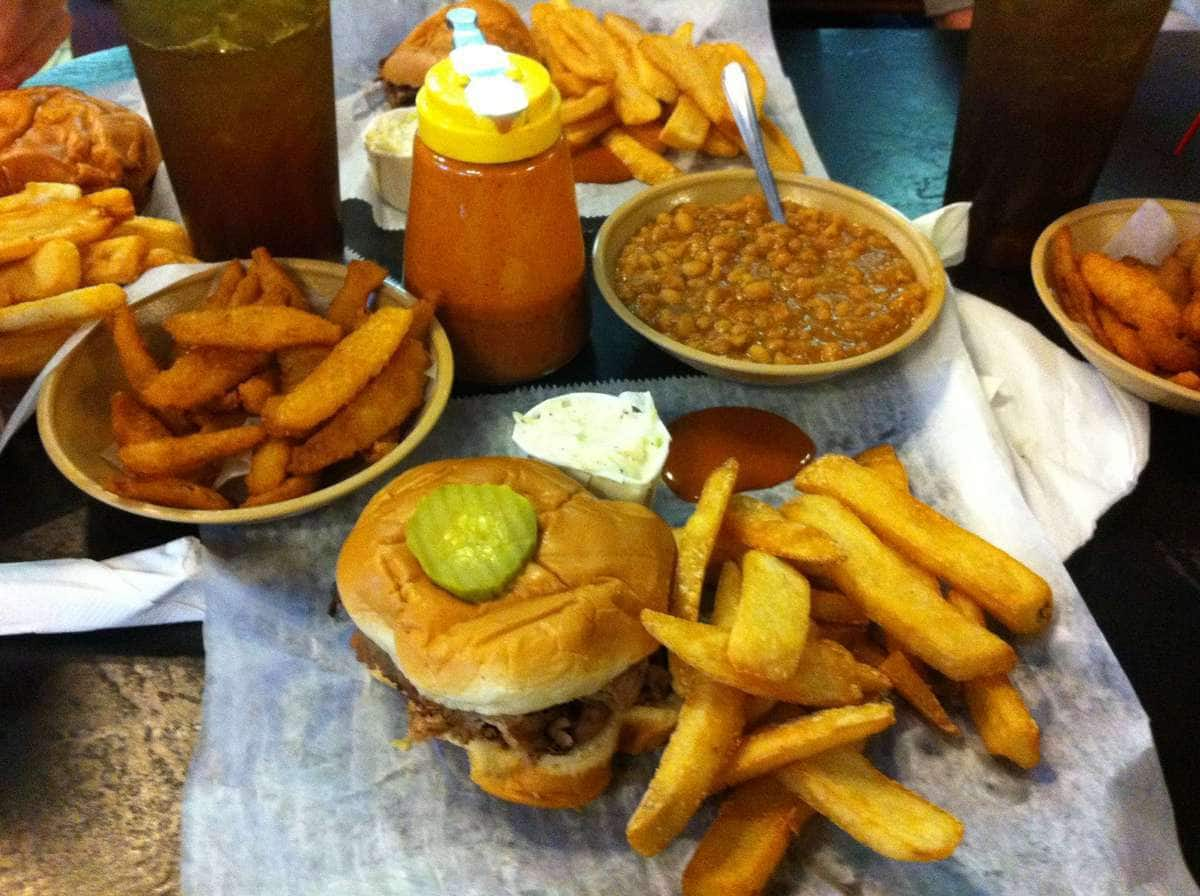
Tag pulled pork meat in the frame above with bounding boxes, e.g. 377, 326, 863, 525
351, 631, 647, 758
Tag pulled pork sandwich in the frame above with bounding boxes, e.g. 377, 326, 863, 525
378, 0, 540, 107
336, 456, 677, 808
0, 85, 161, 207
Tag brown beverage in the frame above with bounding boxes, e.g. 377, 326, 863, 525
944, 0, 1169, 269
118, 0, 342, 261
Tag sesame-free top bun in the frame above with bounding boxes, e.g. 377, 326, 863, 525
0, 86, 162, 207
337, 456, 676, 717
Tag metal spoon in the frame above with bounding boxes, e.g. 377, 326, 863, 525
722, 61, 786, 224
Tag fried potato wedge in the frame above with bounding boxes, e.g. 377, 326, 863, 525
109, 216, 193, 256
164, 306, 343, 351
82, 235, 147, 286
0, 238, 81, 304
728, 550, 811, 682
660, 95, 709, 151
241, 474, 318, 507
877, 650, 960, 737
0, 325, 74, 377
776, 747, 963, 862
795, 456, 1052, 635
1080, 251, 1181, 331
722, 495, 843, 565
118, 424, 266, 477
640, 35, 726, 125
110, 391, 171, 447
326, 258, 387, 330
246, 438, 291, 496
0, 282, 124, 333
618, 704, 679, 755
673, 457, 739, 621
107, 475, 233, 511
141, 347, 269, 410
602, 127, 681, 185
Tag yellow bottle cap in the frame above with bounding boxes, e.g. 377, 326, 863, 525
416, 50, 562, 165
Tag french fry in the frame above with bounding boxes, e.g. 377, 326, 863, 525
877, 650, 961, 737
1080, 251, 1181, 331
776, 747, 963, 862
164, 306, 343, 351
236, 370, 278, 415
671, 21, 695, 45
204, 261, 245, 310
1139, 318, 1200, 373
564, 7, 660, 125
721, 495, 843, 565
673, 457, 739, 621
682, 777, 811, 896
0, 182, 81, 213
326, 258, 387, 331
1169, 370, 1200, 390
795, 456, 1053, 635
809, 587, 869, 626
141, 347, 269, 410
0, 238, 81, 304
619, 704, 680, 755
946, 590, 1041, 769
0, 191, 120, 263
563, 110, 619, 147
718, 702, 896, 789
249, 247, 307, 308
110, 391, 171, 446
1181, 299, 1200, 342
701, 43, 766, 120
82, 235, 147, 286
781, 493, 1017, 680
710, 560, 742, 630
1155, 253, 1192, 305
854, 444, 908, 492
144, 247, 198, 267
289, 339, 428, 474
0, 282, 124, 333
118, 424, 266, 477
641, 611, 867, 706
530, 23, 591, 98
728, 550, 811, 682
109, 216, 193, 256
241, 474, 318, 507
0, 325, 74, 378
626, 673, 745, 856
701, 127, 741, 158
228, 267, 262, 306
246, 438, 291, 496
107, 475, 232, 511
531, 4, 614, 82
277, 345, 331, 393
659, 95, 710, 151
640, 35, 726, 125
82, 187, 136, 220
1096, 305, 1152, 370
760, 116, 805, 173
561, 84, 614, 125
603, 127, 682, 186
265, 306, 413, 434
602, 14, 679, 103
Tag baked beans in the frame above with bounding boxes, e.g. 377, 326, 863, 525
614, 194, 926, 365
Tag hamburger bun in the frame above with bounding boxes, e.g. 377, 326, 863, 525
0, 86, 162, 208
337, 456, 677, 809
379, 0, 540, 106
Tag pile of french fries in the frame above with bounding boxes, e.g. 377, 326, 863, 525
104, 249, 433, 511
0, 181, 195, 379
1051, 227, 1200, 391
623, 446, 1050, 895
530, 0, 803, 184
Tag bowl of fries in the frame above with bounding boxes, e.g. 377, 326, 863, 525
594, 169, 946, 384
1033, 198, 1200, 414
36, 253, 454, 524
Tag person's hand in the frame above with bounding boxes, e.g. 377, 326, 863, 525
0, 0, 71, 89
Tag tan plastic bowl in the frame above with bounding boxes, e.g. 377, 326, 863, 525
593, 169, 946, 385
37, 259, 454, 524
1031, 198, 1200, 415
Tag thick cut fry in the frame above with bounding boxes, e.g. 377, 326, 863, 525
701, 43, 766, 120
228, 267, 262, 306
602, 14, 679, 102
795, 456, 1052, 635
0, 182, 81, 212
118, 424, 266, 477
618, 704, 679, 755
83, 187, 136, 220
164, 306, 342, 351
760, 116, 805, 173
809, 588, 869, 625
1080, 252, 1181, 331
564, 110, 620, 148
1182, 299, 1200, 342
246, 438, 291, 496
203, 262, 244, 311
1049, 229, 1107, 343
109, 216, 193, 256
326, 258, 387, 330
673, 457, 739, 621
701, 127, 741, 158
249, 247, 307, 308
0, 325, 74, 378
0, 191, 122, 263
722, 495, 843, 565
277, 345, 331, 393
854, 444, 908, 492
660, 95, 710, 151
0, 283, 124, 333
1155, 254, 1192, 305
289, 339, 428, 474
107, 475, 232, 511
1139, 318, 1200, 372
531, 5, 614, 82
718, 702, 896, 789
682, 777, 811, 896
641, 35, 725, 125
0, 238, 80, 304
141, 347, 269, 410
1096, 305, 1153, 370
877, 650, 961, 737
776, 747, 963, 861
603, 127, 683, 184
110, 391, 170, 446
265, 306, 413, 434
530, 23, 591, 97
241, 474, 318, 507
671, 21, 695, 44
1169, 370, 1200, 390
711, 560, 742, 631
947, 590, 1040, 769
642, 611, 867, 706
236, 370, 278, 415
781, 493, 1017, 680
728, 550, 811, 682
626, 675, 745, 856
560, 84, 613, 124
143, 247, 198, 268
82, 235, 147, 286
107, 303, 162, 392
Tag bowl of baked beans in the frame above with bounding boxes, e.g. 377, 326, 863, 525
593, 170, 946, 384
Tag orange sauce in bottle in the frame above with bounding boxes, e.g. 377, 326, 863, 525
663, 407, 816, 502
404, 136, 586, 384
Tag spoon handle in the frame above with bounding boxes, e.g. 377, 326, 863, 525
721, 62, 786, 224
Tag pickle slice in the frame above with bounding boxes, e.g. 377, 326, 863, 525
405, 483, 539, 603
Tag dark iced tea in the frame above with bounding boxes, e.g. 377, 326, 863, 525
118, 0, 342, 261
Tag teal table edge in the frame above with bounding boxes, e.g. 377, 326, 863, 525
23, 46, 136, 90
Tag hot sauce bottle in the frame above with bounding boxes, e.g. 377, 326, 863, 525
403, 11, 587, 385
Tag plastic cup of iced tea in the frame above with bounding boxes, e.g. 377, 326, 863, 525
115, 0, 343, 261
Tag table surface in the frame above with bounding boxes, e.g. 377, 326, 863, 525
3, 27, 1199, 895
